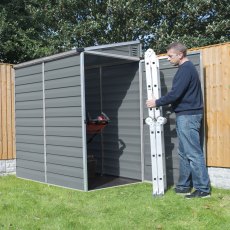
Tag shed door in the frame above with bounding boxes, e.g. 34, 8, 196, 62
142, 52, 203, 186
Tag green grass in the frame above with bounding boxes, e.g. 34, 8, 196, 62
0, 176, 230, 230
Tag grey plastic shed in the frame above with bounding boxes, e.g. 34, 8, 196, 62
14, 41, 203, 191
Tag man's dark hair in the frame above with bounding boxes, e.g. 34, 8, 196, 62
167, 42, 187, 56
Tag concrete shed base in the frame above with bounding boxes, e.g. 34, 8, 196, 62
0, 159, 16, 176
208, 167, 230, 189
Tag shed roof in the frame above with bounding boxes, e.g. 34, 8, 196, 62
14, 41, 140, 69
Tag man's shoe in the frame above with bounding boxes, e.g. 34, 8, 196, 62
174, 187, 191, 195
185, 190, 210, 199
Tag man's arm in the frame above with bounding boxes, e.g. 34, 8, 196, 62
146, 66, 191, 108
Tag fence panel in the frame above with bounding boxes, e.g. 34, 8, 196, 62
0, 64, 15, 160
202, 44, 230, 167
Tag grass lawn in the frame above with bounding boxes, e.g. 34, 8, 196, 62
0, 175, 230, 230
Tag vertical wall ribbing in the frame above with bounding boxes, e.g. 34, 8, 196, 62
80, 52, 88, 191
42, 62, 47, 183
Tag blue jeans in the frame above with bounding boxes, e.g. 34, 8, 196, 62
176, 114, 210, 193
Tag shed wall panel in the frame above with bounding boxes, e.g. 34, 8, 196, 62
45, 87, 81, 99
16, 118, 43, 127
15, 109, 43, 118
45, 76, 80, 89
85, 67, 103, 174
15, 64, 44, 180
16, 151, 44, 162
15, 82, 43, 93
16, 167, 45, 182
15, 100, 43, 110
44, 56, 84, 190
101, 62, 141, 179
16, 64, 42, 77
15, 55, 85, 190
46, 107, 82, 117
46, 126, 82, 137
46, 173, 84, 190
46, 145, 83, 158
85, 62, 141, 180
16, 134, 44, 145
47, 163, 83, 178
15, 91, 43, 102
47, 154, 83, 168
16, 127, 43, 136
16, 143, 44, 154
17, 159, 44, 171
45, 97, 81, 108
45, 117, 82, 127
44, 55, 81, 71
85, 68, 101, 118
46, 136, 82, 148
45, 66, 81, 80
15, 73, 43, 85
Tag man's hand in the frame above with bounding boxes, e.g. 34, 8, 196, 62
146, 96, 157, 108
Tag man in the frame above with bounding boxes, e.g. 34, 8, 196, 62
146, 42, 210, 198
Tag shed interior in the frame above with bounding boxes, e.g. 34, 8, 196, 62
84, 53, 142, 190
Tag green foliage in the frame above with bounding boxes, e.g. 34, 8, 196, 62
0, 176, 230, 229
152, 0, 230, 52
0, 0, 229, 63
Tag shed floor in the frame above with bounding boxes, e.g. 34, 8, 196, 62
88, 174, 140, 190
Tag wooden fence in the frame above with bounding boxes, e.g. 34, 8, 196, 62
201, 43, 230, 167
0, 63, 16, 160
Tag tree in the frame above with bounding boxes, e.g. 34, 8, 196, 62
0, 0, 229, 63
151, 0, 230, 53
0, 0, 160, 63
